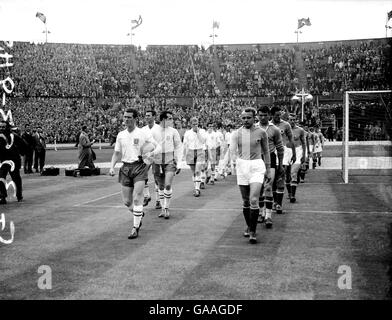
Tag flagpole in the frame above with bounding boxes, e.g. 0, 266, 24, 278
45, 22, 48, 43
295, 29, 301, 43
212, 21, 215, 47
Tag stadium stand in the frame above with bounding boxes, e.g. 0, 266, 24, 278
3, 38, 391, 143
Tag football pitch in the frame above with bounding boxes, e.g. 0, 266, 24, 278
0, 146, 391, 300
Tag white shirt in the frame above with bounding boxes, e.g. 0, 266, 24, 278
142, 122, 160, 133
216, 130, 224, 148
224, 131, 232, 146
114, 127, 160, 163
150, 125, 182, 163
206, 130, 220, 149
183, 128, 207, 150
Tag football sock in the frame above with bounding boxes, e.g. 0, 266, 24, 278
249, 207, 260, 233
155, 183, 159, 201
158, 189, 164, 204
259, 196, 265, 212
276, 191, 284, 206
133, 205, 143, 228
201, 171, 206, 184
265, 197, 273, 219
243, 206, 250, 227
163, 189, 172, 209
291, 184, 297, 198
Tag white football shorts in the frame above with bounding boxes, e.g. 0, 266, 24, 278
236, 158, 266, 185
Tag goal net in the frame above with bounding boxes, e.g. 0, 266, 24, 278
342, 90, 392, 183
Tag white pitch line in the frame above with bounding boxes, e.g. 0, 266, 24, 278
286, 209, 392, 214
73, 192, 121, 207
300, 182, 392, 185
76, 205, 392, 214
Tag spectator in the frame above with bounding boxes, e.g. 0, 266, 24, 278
33, 126, 46, 173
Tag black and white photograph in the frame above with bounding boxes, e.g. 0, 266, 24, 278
0, 0, 391, 308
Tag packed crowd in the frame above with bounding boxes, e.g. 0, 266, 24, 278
2, 39, 391, 143
302, 40, 391, 96
318, 100, 391, 140
6, 96, 327, 143
6, 40, 391, 100
216, 47, 299, 97
10, 42, 137, 98
136, 46, 219, 97
7, 97, 124, 143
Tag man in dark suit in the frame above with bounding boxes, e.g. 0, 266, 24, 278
78, 125, 95, 169
21, 124, 35, 174
34, 126, 46, 173
0, 120, 27, 204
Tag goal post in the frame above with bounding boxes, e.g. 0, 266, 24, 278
342, 90, 392, 183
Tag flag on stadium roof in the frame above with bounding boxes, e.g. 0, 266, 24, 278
298, 17, 311, 29
36, 12, 46, 24
131, 15, 143, 30
388, 10, 392, 21
213, 21, 220, 29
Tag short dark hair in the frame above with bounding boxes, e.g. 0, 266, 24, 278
257, 105, 270, 114
125, 108, 139, 119
82, 125, 87, 131
145, 110, 156, 117
270, 106, 281, 115
159, 110, 173, 122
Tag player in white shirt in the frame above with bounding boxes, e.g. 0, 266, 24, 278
183, 117, 207, 197
205, 122, 220, 185
214, 124, 225, 180
150, 111, 182, 219
221, 125, 234, 175
109, 108, 161, 240
313, 127, 325, 167
142, 110, 161, 208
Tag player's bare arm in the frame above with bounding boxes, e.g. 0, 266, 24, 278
300, 129, 306, 163
109, 150, 122, 176
260, 130, 271, 182
287, 126, 296, 164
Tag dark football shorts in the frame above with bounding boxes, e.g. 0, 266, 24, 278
119, 161, 148, 187
153, 160, 177, 178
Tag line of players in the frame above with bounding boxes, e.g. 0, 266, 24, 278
140, 110, 235, 207
109, 106, 324, 241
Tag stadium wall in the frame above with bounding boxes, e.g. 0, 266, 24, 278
214, 37, 391, 51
